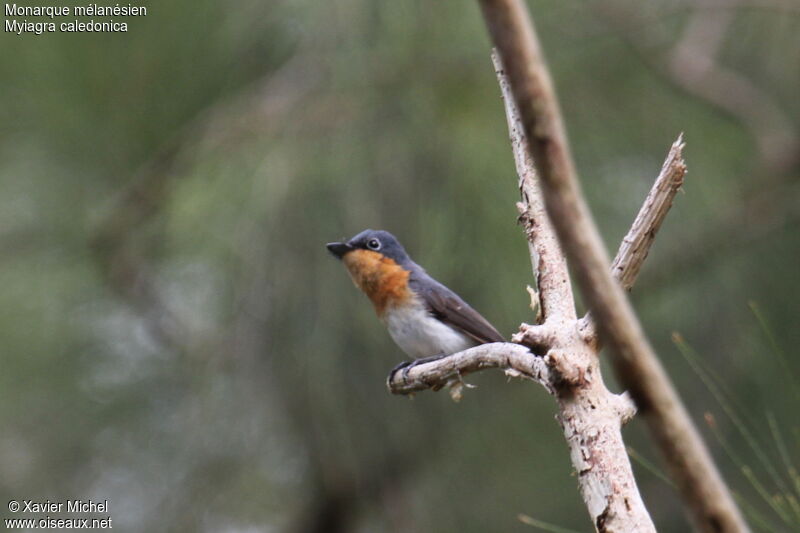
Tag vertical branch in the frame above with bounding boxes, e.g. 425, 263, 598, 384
494, 50, 575, 323
497, 52, 656, 533
477, 0, 749, 532
389, 53, 694, 533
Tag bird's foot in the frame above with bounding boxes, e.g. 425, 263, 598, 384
388, 360, 413, 384
388, 354, 446, 384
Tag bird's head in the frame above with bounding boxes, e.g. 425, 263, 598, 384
326, 229, 410, 265
326, 230, 415, 313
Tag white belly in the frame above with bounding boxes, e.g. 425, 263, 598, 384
383, 301, 476, 359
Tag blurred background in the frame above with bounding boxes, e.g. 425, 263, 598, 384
1, 1, 798, 531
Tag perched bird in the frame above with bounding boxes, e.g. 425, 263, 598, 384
326, 229, 504, 372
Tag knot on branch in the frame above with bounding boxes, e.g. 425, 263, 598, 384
577, 316, 600, 349
544, 348, 589, 391
512, 322, 555, 352
613, 391, 637, 426
515, 321, 598, 394
516, 200, 537, 235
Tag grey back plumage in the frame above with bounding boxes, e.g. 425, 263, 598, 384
408, 267, 504, 345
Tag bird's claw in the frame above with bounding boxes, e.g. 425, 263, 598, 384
388, 359, 413, 384
388, 354, 446, 385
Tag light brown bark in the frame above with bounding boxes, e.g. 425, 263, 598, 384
478, 0, 749, 531
390, 1, 749, 531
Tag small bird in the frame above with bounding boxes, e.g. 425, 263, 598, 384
326, 229, 504, 372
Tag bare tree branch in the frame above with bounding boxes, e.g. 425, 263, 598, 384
579, 136, 687, 343
592, 3, 799, 288
610, 136, 687, 293
387, 343, 552, 396
495, 50, 576, 323
384, 2, 749, 530
390, 49, 658, 533
477, 0, 749, 531
387, 336, 650, 532
495, 49, 655, 533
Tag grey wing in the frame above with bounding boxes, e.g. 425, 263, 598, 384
409, 274, 504, 344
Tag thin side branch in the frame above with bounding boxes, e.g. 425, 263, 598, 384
386, 343, 552, 395
478, 0, 749, 531
610, 136, 687, 292
580, 136, 687, 343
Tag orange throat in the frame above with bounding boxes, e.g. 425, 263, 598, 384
342, 249, 413, 316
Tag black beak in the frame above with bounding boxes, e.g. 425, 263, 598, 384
326, 241, 353, 259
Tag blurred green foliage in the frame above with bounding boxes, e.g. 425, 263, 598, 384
1, 1, 798, 531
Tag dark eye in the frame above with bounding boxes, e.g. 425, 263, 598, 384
366, 238, 381, 250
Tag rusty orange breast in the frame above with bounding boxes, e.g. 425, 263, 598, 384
342, 249, 414, 316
